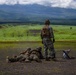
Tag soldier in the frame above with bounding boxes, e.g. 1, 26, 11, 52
6, 48, 31, 63
29, 47, 43, 62
19, 47, 31, 62
36, 47, 44, 59
41, 20, 56, 61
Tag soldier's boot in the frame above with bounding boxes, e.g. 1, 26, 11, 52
52, 58, 57, 61
6, 56, 17, 63
44, 51, 50, 61
44, 55, 50, 61
45, 57, 50, 61
6, 56, 10, 63
35, 58, 42, 62
51, 53, 57, 61
25, 58, 31, 63
50, 53, 57, 61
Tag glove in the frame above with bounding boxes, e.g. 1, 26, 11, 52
42, 40, 43, 44
53, 38, 55, 43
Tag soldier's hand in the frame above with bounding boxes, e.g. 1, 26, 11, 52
42, 40, 43, 44
53, 38, 55, 43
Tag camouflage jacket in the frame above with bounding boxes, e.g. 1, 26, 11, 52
41, 26, 54, 39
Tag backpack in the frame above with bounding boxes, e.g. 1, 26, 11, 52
41, 25, 51, 37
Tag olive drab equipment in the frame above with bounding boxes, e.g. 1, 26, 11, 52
41, 25, 51, 38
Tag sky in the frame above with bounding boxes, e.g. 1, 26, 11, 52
0, 0, 76, 9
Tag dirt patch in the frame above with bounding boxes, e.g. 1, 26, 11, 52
0, 57, 76, 75
0, 51, 76, 75
0, 42, 76, 75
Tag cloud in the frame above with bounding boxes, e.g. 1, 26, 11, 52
50, 0, 72, 8
18, 0, 74, 8
68, 0, 76, 8
0, 0, 17, 4
0, 0, 76, 9
0, 0, 5, 4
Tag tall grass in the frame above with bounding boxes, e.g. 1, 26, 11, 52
0, 24, 76, 41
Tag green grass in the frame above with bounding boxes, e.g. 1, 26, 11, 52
0, 24, 76, 41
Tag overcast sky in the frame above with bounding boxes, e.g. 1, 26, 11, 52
0, 0, 76, 9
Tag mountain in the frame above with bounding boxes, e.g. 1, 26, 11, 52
0, 4, 76, 25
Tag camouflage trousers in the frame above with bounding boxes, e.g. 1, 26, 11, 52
42, 38, 56, 59
17, 54, 30, 62
6, 54, 30, 63
29, 53, 41, 62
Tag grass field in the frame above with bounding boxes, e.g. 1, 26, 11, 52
0, 24, 76, 75
0, 24, 76, 41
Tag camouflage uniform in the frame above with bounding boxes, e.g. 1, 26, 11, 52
29, 47, 43, 62
6, 55, 24, 63
6, 48, 31, 63
41, 25, 56, 60
20, 48, 31, 62
36, 47, 44, 59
